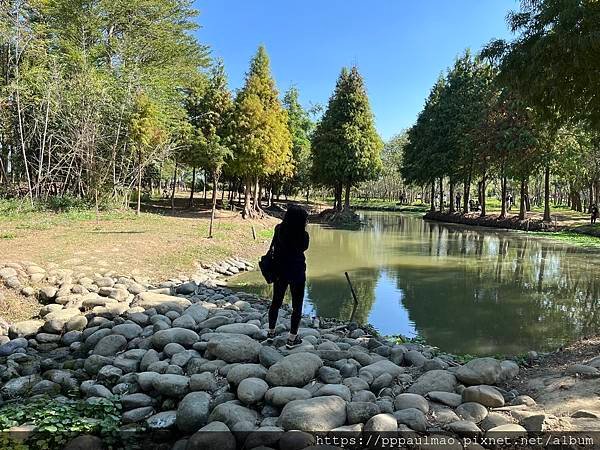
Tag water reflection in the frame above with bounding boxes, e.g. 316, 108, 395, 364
231, 211, 600, 355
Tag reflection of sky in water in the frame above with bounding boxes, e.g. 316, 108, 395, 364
231, 212, 600, 355
367, 270, 416, 338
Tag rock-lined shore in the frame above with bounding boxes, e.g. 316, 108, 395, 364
0, 260, 596, 449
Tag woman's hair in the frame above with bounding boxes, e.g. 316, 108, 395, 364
282, 204, 308, 231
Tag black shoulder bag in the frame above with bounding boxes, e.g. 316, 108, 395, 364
259, 231, 277, 284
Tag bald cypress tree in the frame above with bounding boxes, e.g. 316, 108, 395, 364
229, 46, 292, 218
311, 67, 382, 210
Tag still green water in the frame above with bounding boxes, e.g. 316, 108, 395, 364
230, 211, 600, 355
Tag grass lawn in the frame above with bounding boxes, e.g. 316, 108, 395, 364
0, 196, 276, 281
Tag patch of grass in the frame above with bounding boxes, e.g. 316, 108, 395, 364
534, 230, 600, 247
258, 229, 274, 239
0, 200, 276, 282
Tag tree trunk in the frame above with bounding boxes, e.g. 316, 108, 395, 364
203, 170, 207, 205
462, 179, 470, 214
543, 165, 551, 222
438, 177, 444, 212
208, 171, 219, 238
500, 173, 507, 219
188, 167, 196, 208
480, 173, 487, 217
449, 181, 455, 213
519, 178, 526, 220
525, 180, 531, 211
170, 159, 177, 214
430, 181, 435, 212
243, 176, 252, 218
252, 177, 262, 216
344, 181, 351, 209
335, 182, 343, 211
136, 150, 142, 215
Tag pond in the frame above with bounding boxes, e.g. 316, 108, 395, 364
230, 211, 600, 355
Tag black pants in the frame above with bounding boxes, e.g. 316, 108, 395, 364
269, 278, 305, 334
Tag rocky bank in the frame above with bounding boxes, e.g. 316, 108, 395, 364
0, 260, 597, 449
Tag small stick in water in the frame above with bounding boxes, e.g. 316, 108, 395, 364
251, 226, 256, 240
345, 271, 359, 323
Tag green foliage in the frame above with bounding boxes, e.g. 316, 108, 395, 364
0, 396, 122, 450
0, 0, 209, 202
483, 0, 600, 129
311, 67, 382, 207
229, 46, 292, 180
282, 86, 313, 195
183, 60, 233, 174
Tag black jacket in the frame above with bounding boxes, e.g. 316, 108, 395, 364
272, 223, 309, 283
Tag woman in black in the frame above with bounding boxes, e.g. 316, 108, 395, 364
267, 205, 309, 349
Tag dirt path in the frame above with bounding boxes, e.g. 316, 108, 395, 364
508, 337, 600, 429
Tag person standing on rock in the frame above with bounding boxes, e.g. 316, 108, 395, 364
266, 205, 309, 349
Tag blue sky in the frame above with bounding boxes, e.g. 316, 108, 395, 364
194, 1, 518, 141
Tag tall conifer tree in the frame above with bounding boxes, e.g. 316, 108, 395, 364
312, 67, 382, 210
229, 46, 292, 217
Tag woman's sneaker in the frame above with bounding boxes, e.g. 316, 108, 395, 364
264, 330, 276, 345
285, 335, 303, 349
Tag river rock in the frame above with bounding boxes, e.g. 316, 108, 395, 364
359, 359, 403, 379
265, 387, 312, 407
208, 401, 259, 429
278, 396, 347, 431
259, 346, 283, 368
176, 391, 211, 433
93, 334, 127, 356
455, 357, 503, 385
480, 412, 514, 431
448, 420, 481, 435
131, 292, 191, 310
499, 360, 519, 382
186, 422, 236, 450
190, 372, 219, 392
147, 411, 177, 430
215, 323, 261, 336
407, 370, 457, 395
393, 408, 427, 432
364, 413, 398, 432
207, 335, 261, 363
486, 423, 527, 439
1, 375, 41, 398
427, 391, 463, 408
462, 385, 505, 407
9, 320, 44, 338
346, 401, 380, 424
112, 323, 143, 340
394, 393, 429, 413
176, 281, 197, 295
0, 338, 28, 356
314, 384, 352, 402
226, 364, 267, 385
152, 374, 190, 397
122, 406, 155, 424
456, 402, 488, 423
152, 328, 199, 349
43, 308, 82, 333
238, 378, 269, 405
121, 393, 154, 410
266, 352, 323, 387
